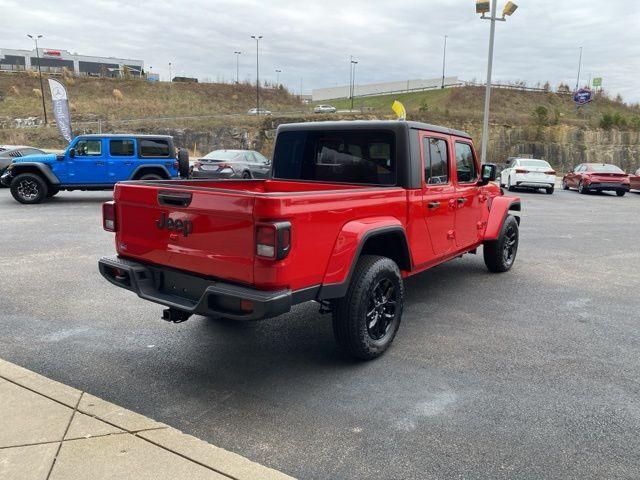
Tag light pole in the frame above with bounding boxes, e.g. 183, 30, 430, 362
575, 46, 583, 91
251, 35, 262, 114
350, 58, 358, 111
27, 34, 47, 124
275, 69, 282, 87
476, 0, 518, 164
168, 62, 172, 82
234, 51, 241, 84
441, 35, 448, 89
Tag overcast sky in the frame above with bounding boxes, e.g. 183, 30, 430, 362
2, 0, 639, 101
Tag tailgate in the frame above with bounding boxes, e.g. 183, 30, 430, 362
114, 183, 255, 285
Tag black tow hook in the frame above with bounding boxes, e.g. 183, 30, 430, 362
162, 308, 192, 323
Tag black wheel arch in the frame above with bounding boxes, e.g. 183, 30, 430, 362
318, 226, 411, 300
130, 165, 171, 180
9, 162, 59, 186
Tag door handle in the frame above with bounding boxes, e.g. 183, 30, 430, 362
427, 201, 441, 210
95, 161, 105, 166
457, 197, 467, 205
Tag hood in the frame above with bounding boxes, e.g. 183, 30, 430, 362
13, 153, 59, 164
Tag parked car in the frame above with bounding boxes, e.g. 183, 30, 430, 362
0, 134, 189, 204
629, 167, 640, 192
500, 158, 556, 194
99, 120, 521, 360
190, 149, 271, 179
247, 108, 272, 116
0, 145, 46, 177
314, 104, 337, 114
562, 163, 630, 196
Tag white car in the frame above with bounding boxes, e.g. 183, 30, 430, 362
314, 104, 337, 114
247, 108, 272, 116
500, 158, 556, 194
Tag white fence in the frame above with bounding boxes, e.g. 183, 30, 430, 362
312, 77, 461, 101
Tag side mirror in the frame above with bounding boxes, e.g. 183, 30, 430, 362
479, 163, 497, 185
69, 148, 76, 158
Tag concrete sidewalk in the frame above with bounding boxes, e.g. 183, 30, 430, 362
0, 358, 295, 480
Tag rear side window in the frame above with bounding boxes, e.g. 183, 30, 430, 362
139, 139, 171, 157
273, 130, 396, 185
110, 139, 135, 156
423, 137, 449, 185
455, 142, 478, 183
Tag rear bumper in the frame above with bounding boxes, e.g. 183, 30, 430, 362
99, 256, 297, 321
189, 169, 237, 179
515, 181, 554, 188
586, 182, 629, 191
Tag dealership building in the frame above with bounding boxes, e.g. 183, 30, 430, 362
0, 47, 144, 77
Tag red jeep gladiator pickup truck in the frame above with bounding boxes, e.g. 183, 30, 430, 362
99, 121, 520, 359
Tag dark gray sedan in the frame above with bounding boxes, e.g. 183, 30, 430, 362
190, 149, 271, 179
0, 145, 46, 174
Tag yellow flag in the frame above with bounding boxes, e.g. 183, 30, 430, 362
392, 100, 406, 120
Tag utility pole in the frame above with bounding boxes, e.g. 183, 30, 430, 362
575, 46, 583, 91
476, 0, 518, 164
27, 34, 47, 124
275, 69, 282, 87
348, 55, 353, 104
251, 35, 262, 114
168, 61, 172, 82
234, 51, 241, 84
350, 58, 358, 111
441, 35, 448, 89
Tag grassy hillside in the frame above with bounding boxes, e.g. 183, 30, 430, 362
322, 86, 640, 130
0, 72, 303, 122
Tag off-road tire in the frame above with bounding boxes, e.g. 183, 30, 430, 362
562, 179, 569, 190
507, 177, 515, 192
483, 215, 519, 273
139, 173, 163, 181
10, 173, 49, 204
545, 186, 554, 195
177, 148, 190, 178
616, 190, 626, 197
332, 255, 404, 360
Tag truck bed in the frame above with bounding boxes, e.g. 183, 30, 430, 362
112, 179, 407, 291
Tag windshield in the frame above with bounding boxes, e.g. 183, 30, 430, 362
519, 160, 550, 168
590, 164, 624, 173
202, 150, 240, 161
273, 130, 396, 185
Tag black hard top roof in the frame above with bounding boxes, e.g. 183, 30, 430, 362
276, 120, 471, 139
75, 134, 173, 139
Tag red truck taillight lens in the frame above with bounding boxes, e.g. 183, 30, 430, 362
103, 201, 116, 232
515, 168, 529, 174
256, 222, 291, 260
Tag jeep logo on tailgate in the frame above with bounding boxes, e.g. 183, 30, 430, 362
156, 212, 193, 237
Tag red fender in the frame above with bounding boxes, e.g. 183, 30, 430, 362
321, 217, 406, 288
484, 196, 521, 241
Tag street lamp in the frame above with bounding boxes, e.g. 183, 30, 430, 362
350, 57, 358, 111
441, 35, 448, 89
575, 46, 583, 91
27, 34, 47, 124
476, 0, 518, 164
275, 69, 282, 87
251, 35, 262, 114
234, 51, 242, 84
168, 61, 172, 82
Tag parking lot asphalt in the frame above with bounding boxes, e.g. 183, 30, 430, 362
1, 186, 639, 480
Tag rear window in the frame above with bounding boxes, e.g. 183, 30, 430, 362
272, 130, 396, 185
519, 160, 550, 168
590, 164, 624, 173
203, 150, 240, 161
139, 139, 171, 157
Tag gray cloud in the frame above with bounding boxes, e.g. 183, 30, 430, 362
2, 0, 639, 101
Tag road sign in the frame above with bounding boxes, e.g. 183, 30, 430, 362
573, 88, 593, 106
592, 77, 603, 88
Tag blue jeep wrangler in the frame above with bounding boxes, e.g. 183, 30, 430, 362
1, 134, 189, 204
